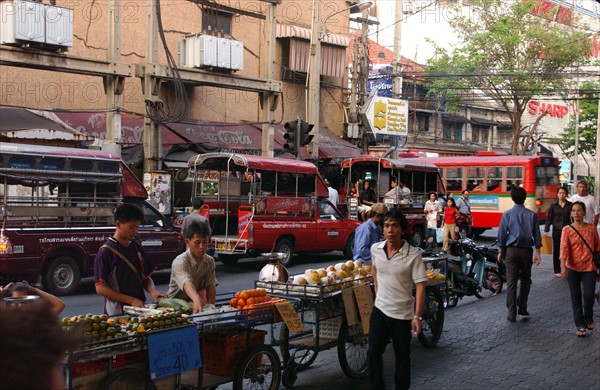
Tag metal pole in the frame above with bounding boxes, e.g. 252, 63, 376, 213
391, 0, 403, 159
307, 0, 322, 159
596, 96, 600, 203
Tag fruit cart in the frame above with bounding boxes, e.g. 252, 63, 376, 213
256, 263, 373, 388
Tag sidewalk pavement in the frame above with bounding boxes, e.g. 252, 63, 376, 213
286, 253, 600, 390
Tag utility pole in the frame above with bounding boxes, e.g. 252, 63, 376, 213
391, 0, 403, 159
105, 0, 123, 155
307, 0, 322, 159
261, 0, 278, 157
143, 0, 160, 172
596, 97, 600, 204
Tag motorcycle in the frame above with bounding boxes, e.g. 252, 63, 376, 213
445, 235, 504, 308
475, 242, 507, 283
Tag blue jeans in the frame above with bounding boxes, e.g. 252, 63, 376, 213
566, 269, 597, 328
367, 306, 412, 390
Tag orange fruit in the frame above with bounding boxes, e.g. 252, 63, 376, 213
229, 298, 237, 307
258, 289, 267, 297
247, 298, 255, 305
240, 291, 249, 300
237, 298, 246, 308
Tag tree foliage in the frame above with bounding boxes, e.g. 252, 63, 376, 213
424, 0, 594, 155
548, 81, 600, 157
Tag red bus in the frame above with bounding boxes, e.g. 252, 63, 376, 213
417, 152, 560, 235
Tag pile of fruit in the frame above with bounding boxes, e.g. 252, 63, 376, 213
157, 298, 193, 314
291, 260, 372, 288
229, 288, 284, 310
62, 311, 191, 345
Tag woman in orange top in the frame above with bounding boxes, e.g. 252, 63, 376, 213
559, 201, 599, 337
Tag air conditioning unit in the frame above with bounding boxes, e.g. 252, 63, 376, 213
0, 0, 73, 50
178, 34, 244, 71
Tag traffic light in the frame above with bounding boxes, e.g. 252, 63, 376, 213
283, 120, 298, 156
284, 119, 314, 157
299, 121, 314, 147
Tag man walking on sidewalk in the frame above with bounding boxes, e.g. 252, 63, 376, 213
497, 187, 541, 322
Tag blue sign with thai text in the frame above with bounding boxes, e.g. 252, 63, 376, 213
147, 326, 201, 380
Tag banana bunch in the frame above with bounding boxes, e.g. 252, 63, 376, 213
426, 269, 436, 280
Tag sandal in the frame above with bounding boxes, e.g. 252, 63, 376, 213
585, 320, 596, 330
576, 328, 587, 337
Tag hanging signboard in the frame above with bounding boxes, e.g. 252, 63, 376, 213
364, 95, 409, 136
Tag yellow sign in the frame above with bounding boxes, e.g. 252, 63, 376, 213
275, 301, 304, 333
366, 97, 409, 136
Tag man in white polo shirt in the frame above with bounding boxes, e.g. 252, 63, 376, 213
367, 208, 427, 390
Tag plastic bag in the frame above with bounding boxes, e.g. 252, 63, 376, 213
436, 227, 444, 244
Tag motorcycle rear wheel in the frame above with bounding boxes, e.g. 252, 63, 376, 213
418, 287, 444, 348
475, 269, 503, 299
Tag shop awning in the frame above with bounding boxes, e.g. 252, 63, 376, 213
276, 23, 348, 78
471, 117, 500, 126
0, 107, 94, 141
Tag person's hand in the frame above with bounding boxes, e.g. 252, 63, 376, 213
543, 232, 548, 237
150, 290, 167, 301
130, 297, 145, 308
411, 318, 422, 335
1, 282, 14, 296
497, 251, 503, 262
561, 268, 568, 281
192, 301, 202, 314
533, 252, 541, 266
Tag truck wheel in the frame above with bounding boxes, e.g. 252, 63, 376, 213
219, 254, 241, 266
343, 234, 355, 260
44, 255, 80, 296
273, 239, 294, 266
410, 227, 424, 248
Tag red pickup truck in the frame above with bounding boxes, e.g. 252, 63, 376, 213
187, 153, 360, 266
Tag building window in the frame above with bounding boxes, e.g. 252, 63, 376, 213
442, 121, 464, 141
202, 11, 232, 35
497, 128, 512, 145
472, 125, 490, 144
416, 113, 429, 132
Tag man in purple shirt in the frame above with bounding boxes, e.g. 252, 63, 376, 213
497, 187, 541, 322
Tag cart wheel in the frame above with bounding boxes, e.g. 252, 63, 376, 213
337, 319, 368, 378
418, 287, 445, 348
95, 367, 156, 390
279, 324, 318, 371
281, 363, 298, 388
233, 345, 281, 390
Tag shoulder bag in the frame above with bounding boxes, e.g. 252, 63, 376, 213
568, 225, 600, 270
101, 244, 143, 281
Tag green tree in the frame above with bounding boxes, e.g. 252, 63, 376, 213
548, 81, 599, 157
425, 0, 594, 155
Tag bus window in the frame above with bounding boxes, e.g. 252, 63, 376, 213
446, 167, 463, 192
467, 167, 485, 191
486, 167, 503, 192
535, 166, 559, 186
507, 166, 523, 190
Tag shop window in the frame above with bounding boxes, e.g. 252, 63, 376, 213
202, 10, 232, 35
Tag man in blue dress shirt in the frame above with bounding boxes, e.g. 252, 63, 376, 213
497, 187, 542, 322
353, 203, 388, 264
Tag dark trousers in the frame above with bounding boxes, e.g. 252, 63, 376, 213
426, 228, 438, 251
505, 247, 533, 317
566, 269, 597, 328
367, 306, 412, 390
551, 230, 563, 274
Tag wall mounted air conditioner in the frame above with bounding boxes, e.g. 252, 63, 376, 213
178, 34, 243, 71
0, 0, 73, 50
